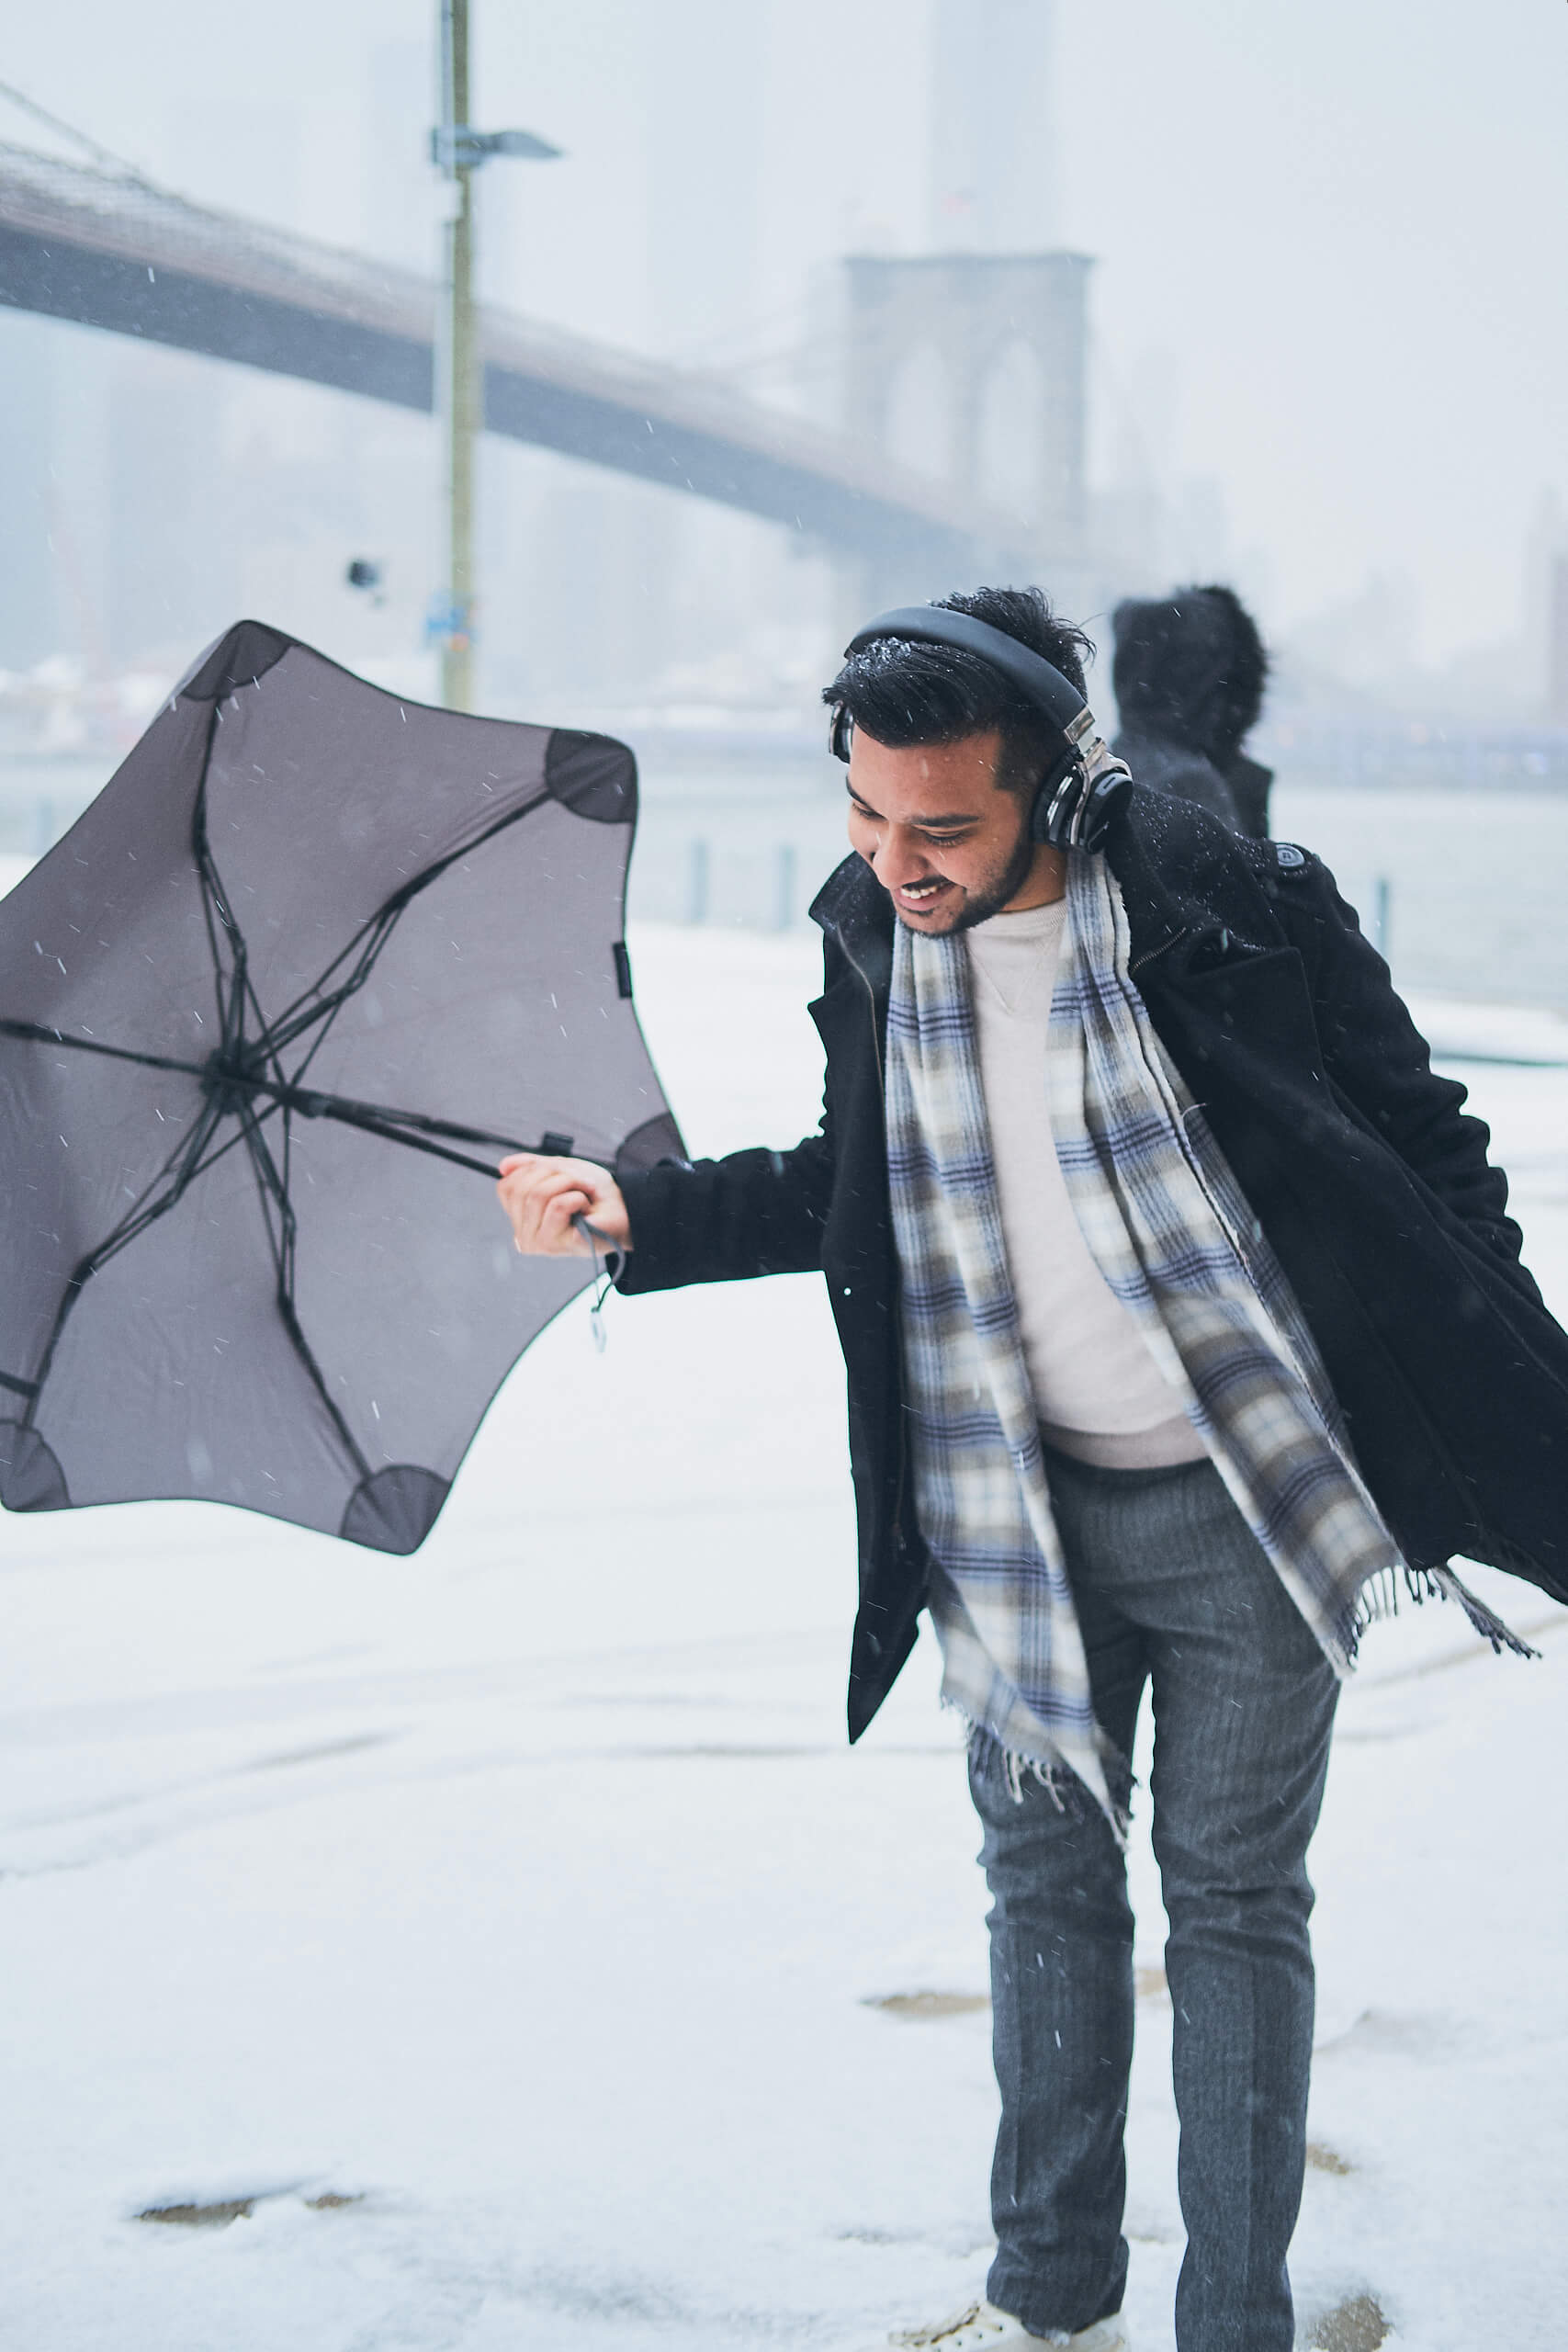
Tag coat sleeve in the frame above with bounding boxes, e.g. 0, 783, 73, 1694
1273, 855, 1534, 1283
613, 1105, 834, 1295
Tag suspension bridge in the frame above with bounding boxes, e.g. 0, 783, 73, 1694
0, 141, 1033, 582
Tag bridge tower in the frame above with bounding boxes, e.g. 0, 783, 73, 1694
841, 250, 1089, 587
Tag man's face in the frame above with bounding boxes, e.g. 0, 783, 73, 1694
845, 728, 1065, 933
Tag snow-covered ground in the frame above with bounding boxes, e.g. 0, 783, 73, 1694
3, 914, 1566, 2352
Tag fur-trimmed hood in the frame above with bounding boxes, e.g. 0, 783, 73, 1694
1111, 585, 1269, 766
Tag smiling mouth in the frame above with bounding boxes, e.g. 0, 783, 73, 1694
897, 877, 950, 908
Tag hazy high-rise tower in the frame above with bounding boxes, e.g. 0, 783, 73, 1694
840, 0, 1082, 598
928, 0, 1056, 253
0, 314, 60, 669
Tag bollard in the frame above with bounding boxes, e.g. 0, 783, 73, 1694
687, 837, 710, 926
774, 842, 797, 932
1371, 875, 1392, 960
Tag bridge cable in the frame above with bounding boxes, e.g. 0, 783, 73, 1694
0, 79, 164, 193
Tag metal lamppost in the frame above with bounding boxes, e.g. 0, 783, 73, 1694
431, 0, 560, 711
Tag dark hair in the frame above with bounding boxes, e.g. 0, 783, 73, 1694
821, 585, 1097, 798
1111, 582, 1269, 764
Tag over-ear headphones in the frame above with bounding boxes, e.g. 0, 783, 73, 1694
828, 605, 1132, 854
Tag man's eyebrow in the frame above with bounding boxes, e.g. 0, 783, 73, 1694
844, 780, 981, 827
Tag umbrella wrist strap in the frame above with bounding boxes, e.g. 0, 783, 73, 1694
572, 1215, 621, 1353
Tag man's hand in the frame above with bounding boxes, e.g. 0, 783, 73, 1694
496, 1152, 631, 1258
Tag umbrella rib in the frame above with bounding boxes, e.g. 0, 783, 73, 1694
192, 709, 243, 1037
0, 1019, 220, 1079
22, 1095, 230, 1423
154, 728, 375, 1485
261, 786, 553, 1046
263, 908, 399, 1065
151, 721, 397, 1487
230, 1093, 373, 1483
17, 1088, 296, 1422
19, 1080, 373, 1486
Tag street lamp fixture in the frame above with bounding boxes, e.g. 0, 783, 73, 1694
431, 125, 562, 169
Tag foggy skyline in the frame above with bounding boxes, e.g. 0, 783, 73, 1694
2, 0, 1565, 678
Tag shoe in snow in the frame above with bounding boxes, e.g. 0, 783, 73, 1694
886, 2300, 1129, 2350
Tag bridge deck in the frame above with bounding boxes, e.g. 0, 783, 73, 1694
0, 143, 1024, 571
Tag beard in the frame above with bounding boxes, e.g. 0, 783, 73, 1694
893, 807, 1039, 934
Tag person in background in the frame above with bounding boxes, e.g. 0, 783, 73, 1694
1111, 583, 1273, 837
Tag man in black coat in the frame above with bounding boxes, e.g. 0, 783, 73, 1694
1111, 583, 1274, 838
498, 588, 1568, 2352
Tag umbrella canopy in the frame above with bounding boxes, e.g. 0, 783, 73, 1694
0, 620, 683, 1553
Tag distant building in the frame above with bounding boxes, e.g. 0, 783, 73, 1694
1551, 554, 1568, 726
839, 0, 1087, 606
0, 313, 61, 670
928, 0, 1057, 254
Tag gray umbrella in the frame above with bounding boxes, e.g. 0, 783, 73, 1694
0, 620, 682, 1553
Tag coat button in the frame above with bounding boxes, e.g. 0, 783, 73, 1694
1274, 842, 1307, 869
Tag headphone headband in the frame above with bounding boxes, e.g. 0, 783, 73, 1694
842, 605, 1092, 740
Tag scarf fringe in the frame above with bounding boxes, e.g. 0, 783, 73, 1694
957, 1711, 1134, 1846
1337, 1559, 1539, 1665
1337, 1561, 1403, 1665
1417, 1564, 1540, 1658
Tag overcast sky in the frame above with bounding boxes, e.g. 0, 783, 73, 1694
4, 0, 1564, 665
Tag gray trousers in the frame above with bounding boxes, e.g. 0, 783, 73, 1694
970, 1451, 1339, 2352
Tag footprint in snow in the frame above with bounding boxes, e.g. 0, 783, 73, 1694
863, 1991, 989, 2020
137, 2188, 364, 2227
1304, 2291, 1390, 2351
863, 1973, 1168, 2021
1314, 2005, 1475, 2060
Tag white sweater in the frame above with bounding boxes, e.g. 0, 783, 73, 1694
964, 899, 1206, 1470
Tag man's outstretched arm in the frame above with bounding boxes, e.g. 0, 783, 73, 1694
497, 1118, 834, 1294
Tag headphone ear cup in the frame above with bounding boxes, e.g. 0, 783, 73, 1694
1030, 755, 1077, 845
1032, 761, 1133, 854
829, 705, 852, 763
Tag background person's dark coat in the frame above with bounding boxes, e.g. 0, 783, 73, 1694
1111, 726, 1247, 832
1221, 749, 1274, 842
618, 790, 1568, 1737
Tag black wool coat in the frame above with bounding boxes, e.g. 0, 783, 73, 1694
618, 788, 1568, 1738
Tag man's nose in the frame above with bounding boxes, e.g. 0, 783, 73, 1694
874, 827, 935, 889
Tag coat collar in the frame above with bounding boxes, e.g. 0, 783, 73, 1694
809, 853, 894, 1001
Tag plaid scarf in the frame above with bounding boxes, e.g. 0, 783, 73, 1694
886, 850, 1409, 1825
